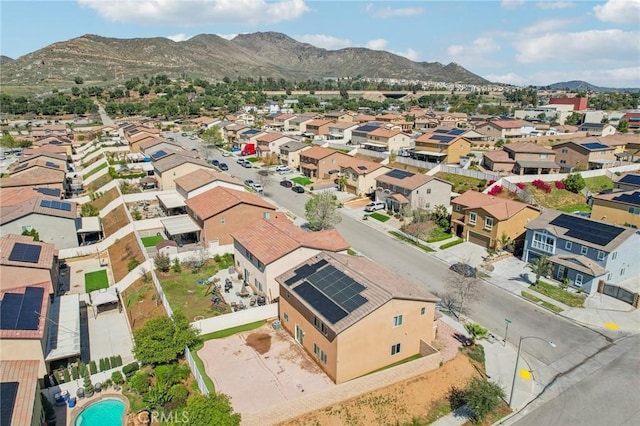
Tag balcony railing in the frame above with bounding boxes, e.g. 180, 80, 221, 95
531, 240, 555, 253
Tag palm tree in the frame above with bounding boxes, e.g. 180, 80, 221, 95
527, 255, 553, 285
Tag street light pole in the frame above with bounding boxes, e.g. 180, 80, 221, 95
508, 335, 556, 408
504, 318, 511, 347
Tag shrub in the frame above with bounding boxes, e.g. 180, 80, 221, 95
62, 368, 71, 383
488, 185, 503, 196
563, 173, 585, 193
122, 362, 140, 377
127, 258, 141, 271
104, 357, 112, 371
172, 258, 182, 273
99, 359, 105, 372
532, 179, 552, 193
129, 370, 150, 395
488, 180, 496, 185
89, 360, 97, 375
554, 180, 565, 190
440, 238, 464, 250
111, 371, 124, 385
115, 355, 123, 367
154, 252, 171, 273
71, 366, 79, 380
516, 182, 526, 190
464, 377, 505, 421
110, 356, 118, 367
449, 386, 467, 410
79, 362, 87, 377
168, 384, 189, 401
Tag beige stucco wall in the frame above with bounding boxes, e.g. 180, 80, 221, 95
159, 163, 211, 190
201, 204, 276, 246
591, 199, 640, 228
343, 167, 389, 196
0, 339, 48, 376
387, 134, 411, 153
0, 266, 53, 294
445, 139, 471, 164
412, 179, 452, 210
461, 206, 540, 248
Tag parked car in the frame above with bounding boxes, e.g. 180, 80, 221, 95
278, 167, 292, 174
292, 185, 305, 193
251, 183, 264, 193
211, 159, 220, 167
181, 132, 187, 136
364, 201, 386, 212
449, 263, 477, 278
236, 158, 247, 164
280, 180, 293, 188
221, 151, 230, 157
275, 165, 289, 172
242, 161, 253, 168
244, 179, 254, 187
218, 163, 228, 171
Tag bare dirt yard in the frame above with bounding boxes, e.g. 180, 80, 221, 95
102, 204, 130, 237
122, 275, 167, 333
107, 232, 145, 282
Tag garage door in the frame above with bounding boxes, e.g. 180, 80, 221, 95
468, 231, 491, 248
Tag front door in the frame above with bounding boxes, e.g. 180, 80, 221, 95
244, 268, 250, 284
295, 324, 304, 345
556, 265, 566, 280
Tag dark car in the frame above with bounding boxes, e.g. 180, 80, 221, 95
211, 159, 220, 167
292, 185, 305, 193
280, 180, 293, 188
244, 179, 254, 187
449, 263, 477, 277
218, 163, 228, 171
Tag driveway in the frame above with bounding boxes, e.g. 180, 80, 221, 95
198, 325, 334, 415
433, 241, 488, 267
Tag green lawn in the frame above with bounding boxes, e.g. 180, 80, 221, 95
521, 291, 563, 313
584, 175, 614, 193
159, 255, 235, 321
85, 270, 109, 293
291, 176, 313, 186
368, 212, 390, 222
82, 162, 107, 179
436, 172, 488, 193
389, 231, 435, 253
529, 187, 590, 212
141, 235, 164, 247
246, 157, 259, 163
529, 280, 585, 308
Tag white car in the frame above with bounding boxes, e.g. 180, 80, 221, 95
275, 165, 289, 172
278, 167, 292, 174
251, 183, 264, 193
364, 201, 386, 212
221, 151, 230, 157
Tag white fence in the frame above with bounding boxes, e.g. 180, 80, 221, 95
354, 148, 389, 160
396, 156, 439, 170
192, 304, 278, 334
58, 223, 135, 259
184, 347, 209, 396
438, 165, 501, 181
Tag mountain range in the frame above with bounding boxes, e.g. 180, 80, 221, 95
542, 80, 638, 93
0, 32, 489, 86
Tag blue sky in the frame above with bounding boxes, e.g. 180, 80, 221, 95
2, 0, 639, 87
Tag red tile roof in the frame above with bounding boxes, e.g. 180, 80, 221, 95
0, 234, 58, 274
368, 128, 402, 138
453, 190, 538, 220
186, 187, 275, 220
0, 360, 41, 426
299, 145, 338, 160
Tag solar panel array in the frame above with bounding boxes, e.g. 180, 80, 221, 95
7, 243, 42, 263
613, 191, 640, 206
35, 187, 61, 197
307, 265, 368, 313
13, 163, 28, 172
45, 161, 60, 169
429, 135, 455, 143
581, 142, 609, 150
356, 124, 381, 132
285, 259, 329, 286
0, 286, 44, 330
40, 199, 72, 211
386, 169, 414, 180
357, 165, 368, 171
295, 281, 348, 324
550, 214, 625, 247
0, 382, 18, 426
151, 150, 167, 159
449, 128, 465, 135
619, 174, 640, 185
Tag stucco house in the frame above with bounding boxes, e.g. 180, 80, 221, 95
231, 217, 350, 302
451, 190, 541, 249
614, 173, 640, 191
0, 234, 59, 295
277, 251, 439, 384
577, 123, 616, 137
278, 141, 310, 169
255, 133, 295, 158
350, 122, 385, 146
481, 142, 560, 175
0, 360, 46, 426
523, 210, 639, 295
414, 129, 471, 164
551, 141, 617, 171
363, 128, 411, 154
138, 139, 184, 157
375, 169, 452, 212
271, 113, 297, 131
338, 158, 389, 196
326, 122, 359, 142
153, 154, 214, 190
590, 190, 640, 228
305, 119, 333, 137
185, 187, 277, 246
174, 168, 244, 199
478, 119, 534, 139
299, 146, 351, 179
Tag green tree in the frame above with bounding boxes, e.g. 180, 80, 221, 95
563, 173, 585, 193
430, 204, 450, 230
21, 228, 40, 241
617, 119, 628, 133
133, 312, 201, 365
464, 322, 488, 344
464, 377, 505, 421
154, 252, 171, 273
565, 112, 582, 126
201, 126, 224, 146
74, 76, 84, 85
527, 255, 553, 285
304, 191, 342, 231
183, 393, 241, 426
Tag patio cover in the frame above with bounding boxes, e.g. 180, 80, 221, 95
416, 151, 447, 157
390, 193, 410, 204
90, 287, 119, 307
162, 215, 200, 235
45, 294, 81, 362
157, 192, 186, 209
516, 160, 560, 169
141, 163, 154, 172
362, 142, 387, 148
77, 216, 101, 234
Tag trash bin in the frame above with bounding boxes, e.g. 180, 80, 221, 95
68, 397, 76, 408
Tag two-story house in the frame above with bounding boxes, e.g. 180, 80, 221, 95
270, 113, 297, 131
414, 129, 471, 164
276, 251, 439, 384
299, 146, 350, 179
338, 158, 389, 196
0, 234, 59, 295
278, 141, 311, 169
577, 123, 616, 137
323, 111, 354, 123
0, 359, 46, 426
304, 119, 333, 137
153, 154, 214, 190
523, 210, 639, 294
375, 169, 452, 212
255, 133, 295, 158
451, 191, 541, 249
551, 141, 617, 171
482, 142, 560, 175
326, 122, 359, 142
174, 169, 244, 199
364, 128, 411, 154
350, 122, 385, 146
478, 119, 533, 140
231, 217, 349, 302
590, 190, 640, 228
614, 173, 640, 191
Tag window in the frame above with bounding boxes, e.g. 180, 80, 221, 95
620, 268, 626, 276
575, 274, 583, 287
560, 160, 566, 164
286, 291, 290, 298
263, 212, 270, 219
540, 153, 548, 159
565, 241, 572, 250
283, 313, 289, 322
581, 245, 588, 255
391, 343, 401, 355
421, 307, 426, 315
393, 315, 403, 327
455, 204, 461, 212
313, 343, 327, 364
484, 217, 494, 231
426, 188, 431, 194
561, 148, 568, 154
628, 207, 640, 215
612, 252, 617, 260
607, 273, 612, 281
425, 203, 430, 209
597, 251, 605, 261
220, 217, 225, 224
532, 231, 556, 254
313, 317, 328, 335
469, 212, 477, 225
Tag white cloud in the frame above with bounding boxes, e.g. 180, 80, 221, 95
367, 5, 424, 18
594, 0, 640, 25
536, 1, 575, 9
520, 18, 578, 35
514, 29, 639, 63
392, 48, 419, 62
501, 0, 525, 9
293, 34, 352, 50
447, 37, 501, 66
166, 33, 192, 42
78, 0, 309, 25
365, 38, 388, 50
483, 72, 529, 86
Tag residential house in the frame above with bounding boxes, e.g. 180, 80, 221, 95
271, 113, 297, 131
350, 122, 385, 146
279, 141, 310, 169
304, 119, 333, 137
0, 186, 63, 209
413, 129, 471, 164
0, 360, 46, 426
338, 158, 389, 196
237, 128, 266, 152
364, 128, 411, 154
1, 159, 67, 191
622, 112, 640, 130
482, 142, 560, 175
288, 114, 317, 133
185, 187, 277, 246
514, 104, 574, 125
326, 122, 359, 142
153, 154, 214, 190
255, 133, 295, 158
175, 169, 244, 199
277, 251, 439, 383
299, 146, 351, 179
0, 197, 78, 249
223, 123, 249, 145
0, 234, 59, 295
22, 142, 70, 158
138, 139, 184, 158
437, 112, 468, 128
353, 113, 376, 123
375, 170, 452, 212
614, 173, 640, 191
590, 190, 640, 228
323, 111, 353, 122
231, 217, 349, 302
451, 190, 541, 249
128, 133, 164, 153
578, 123, 616, 137
16, 152, 67, 170
523, 210, 639, 294
190, 116, 218, 130
478, 119, 535, 140
414, 115, 440, 130
551, 141, 617, 171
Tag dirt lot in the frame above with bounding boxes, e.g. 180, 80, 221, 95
107, 232, 145, 282
102, 204, 130, 237
88, 187, 119, 210
122, 275, 167, 332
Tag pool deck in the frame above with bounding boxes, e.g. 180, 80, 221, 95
64, 391, 129, 426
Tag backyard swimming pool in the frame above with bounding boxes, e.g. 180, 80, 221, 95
74, 398, 125, 426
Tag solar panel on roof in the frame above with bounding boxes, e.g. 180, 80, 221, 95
45, 161, 60, 169
306, 265, 368, 313
619, 174, 640, 185
449, 128, 465, 135
357, 165, 368, 171
35, 188, 61, 197
40, 199, 52, 209
434, 129, 448, 134
386, 169, 414, 179
430, 135, 455, 143
284, 259, 329, 286
581, 142, 609, 150
295, 281, 347, 324
0, 294, 22, 330
15, 287, 44, 330
13, 163, 27, 172
151, 150, 167, 159
0, 382, 18, 426
8, 243, 42, 263
549, 214, 625, 247
613, 192, 640, 206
